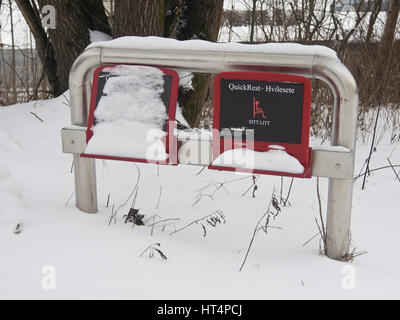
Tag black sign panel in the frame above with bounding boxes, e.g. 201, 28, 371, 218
219, 78, 304, 144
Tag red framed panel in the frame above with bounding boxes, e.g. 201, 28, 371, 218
209, 72, 312, 178
81, 65, 179, 165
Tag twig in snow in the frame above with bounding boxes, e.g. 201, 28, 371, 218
147, 218, 181, 227
144, 214, 162, 236
387, 158, 400, 182
140, 243, 167, 260
196, 166, 206, 175
241, 175, 259, 197
108, 204, 117, 225
315, 218, 325, 255
30, 111, 44, 122
155, 186, 162, 209
283, 178, 294, 207
354, 164, 400, 181
106, 193, 110, 208
169, 210, 225, 237
62, 93, 71, 108
302, 232, 321, 247
122, 163, 141, 207
361, 105, 381, 190
108, 203, 124, 226
239, 188, 282, 272
316, 178, 327, 254
64, 190, 75, 207
147, 218, 181, 234
193, 176, 252, 206
340, 248, 368, 262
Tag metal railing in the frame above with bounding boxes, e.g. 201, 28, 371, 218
62, 40, 358, 261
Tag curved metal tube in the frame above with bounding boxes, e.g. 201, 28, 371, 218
68, 43, 358, 260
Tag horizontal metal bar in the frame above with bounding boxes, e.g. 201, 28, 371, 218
62, 127, 353, 179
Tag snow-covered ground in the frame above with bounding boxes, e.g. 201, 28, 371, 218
0, 93, 399, 299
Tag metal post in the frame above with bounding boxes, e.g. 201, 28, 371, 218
73, 154, 97, 213
313, 56, 358, 259
67, 42, 358, 260
69, 47, 101, 213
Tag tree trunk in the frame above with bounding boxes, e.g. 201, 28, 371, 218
380, 0, 400, 52
8, 0, 17, 103
366, 0, 383, 43
175, 0, 223, 41
175, 0, 224, 127
17, 0, 111, 96
81, 0, 111, 35
164, 0, 184, 38
113, 0, 164, 37
376, 0, 400, 103
15, 0, 60, 95
250, 0, 257, 43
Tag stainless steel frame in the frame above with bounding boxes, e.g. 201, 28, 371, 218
63, 43, 358, 260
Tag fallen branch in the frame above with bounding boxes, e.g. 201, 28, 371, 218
30, 111, 44, 122
106, 193, 110, 208
387, 158, 400, 182
196, 166, 206, 175
361, 105, 381, 190
122, 163, 141, 207
140, 243, 167, 260
239, 189, 282, 272
169, 210, 225, 237
353, 164, 400, 181
108, 204, 117, 225
340, 248, 368, 262
64, 190, 75, 207
241, 175, 259, 197
155, 186, 162, 209
302, 232, 321, 247
316, 178, 327, 254
283, 178, 294, 207
147, 218, 181, 227
108, 203, 123, 225
193, 176, 252, 206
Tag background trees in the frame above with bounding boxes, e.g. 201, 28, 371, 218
13, 0, 223, 127
2, 0, 399, 130
16, 0, 111, 96
113, 0, 164, 37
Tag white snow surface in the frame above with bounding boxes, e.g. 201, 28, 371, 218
89, 29, 112, 44
212, 148, 304, 174
88, 36, 339, 60
310, 143, 351, 153
84, 65, 169, 161
1, 94, 400, 299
